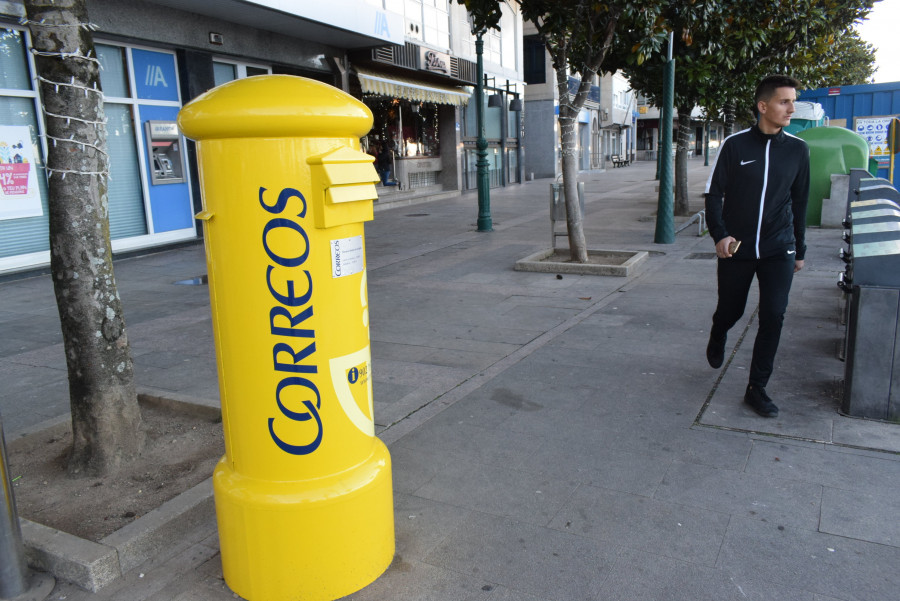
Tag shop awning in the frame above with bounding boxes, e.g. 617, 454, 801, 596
355, 68, 471, 106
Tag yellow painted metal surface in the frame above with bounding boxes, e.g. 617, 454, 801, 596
178, 75, 393, 601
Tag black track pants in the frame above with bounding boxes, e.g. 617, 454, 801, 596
711, 253, 796, 387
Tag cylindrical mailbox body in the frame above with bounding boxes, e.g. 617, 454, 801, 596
178, 75, 393, 601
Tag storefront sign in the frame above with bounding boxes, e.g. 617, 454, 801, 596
132, 49, 179, 102
0, 126, 42, 221
856, 116, 897, 167
420, 48, 450, 75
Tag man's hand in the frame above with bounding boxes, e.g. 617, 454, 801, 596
794, 259, 804, 272
715, 236, 737, 259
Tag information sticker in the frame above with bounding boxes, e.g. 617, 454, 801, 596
330, 235, 364, 278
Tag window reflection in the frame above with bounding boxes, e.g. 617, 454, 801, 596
363, 97, 440, 157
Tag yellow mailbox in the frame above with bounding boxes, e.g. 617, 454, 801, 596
177, 75, 393, 601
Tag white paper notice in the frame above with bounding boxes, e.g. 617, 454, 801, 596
0, 125, 43, 221
330, 235, 364, 278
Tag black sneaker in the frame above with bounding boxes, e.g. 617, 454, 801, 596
744, 384, 779, 418
706, 332, 726, 368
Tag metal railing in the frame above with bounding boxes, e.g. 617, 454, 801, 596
676, 210, 707, 237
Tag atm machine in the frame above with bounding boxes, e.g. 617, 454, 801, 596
144, 120, 186, 185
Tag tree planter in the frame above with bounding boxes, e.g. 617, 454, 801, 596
515, 248, 648, 277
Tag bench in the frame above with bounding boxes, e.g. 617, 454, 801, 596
611, 154, 630, 167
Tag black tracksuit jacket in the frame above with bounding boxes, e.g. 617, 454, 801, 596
704, 125, 810, 261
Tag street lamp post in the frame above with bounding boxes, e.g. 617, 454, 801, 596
475, 31, 493, 232
1, 411, 54, 600
654, 31, 675, 244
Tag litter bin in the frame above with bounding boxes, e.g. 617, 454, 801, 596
178, 75, 394, 601
839, 176, 900, 420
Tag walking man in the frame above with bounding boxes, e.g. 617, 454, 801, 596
704, 74, 810, 418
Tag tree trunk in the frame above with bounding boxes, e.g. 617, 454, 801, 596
552, 57, 588, 262
25, 0, 144, 476
723, 102, 736, 137
674, 105, 692, 217
559, 108, 587, 262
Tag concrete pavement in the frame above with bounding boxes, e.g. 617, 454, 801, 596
2, 157, 898, 600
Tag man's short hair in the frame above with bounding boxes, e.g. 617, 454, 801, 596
755, 75, 801, 104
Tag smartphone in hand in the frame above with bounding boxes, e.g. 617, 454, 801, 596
728, 240, 741, 255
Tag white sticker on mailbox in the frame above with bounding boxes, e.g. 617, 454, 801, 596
330, 235, 364, 278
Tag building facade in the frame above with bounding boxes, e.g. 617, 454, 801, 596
0, 0, 524, 275
635, 96, 723, 163
520, 21, 636, 179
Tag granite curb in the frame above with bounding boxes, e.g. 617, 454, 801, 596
19, 391, 220, 592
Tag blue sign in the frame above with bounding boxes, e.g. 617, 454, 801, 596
132, 49, 179, 102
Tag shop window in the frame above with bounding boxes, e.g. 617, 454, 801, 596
0, 29, 50, 259
96, 44, 130, 98
96, 43, 148, 239
507, 147, 519, 183
0, 29, 31, 90
363, 97, 440, 157
105, 104, 147, 238
464, 147, 502, 190
523, 36, 545, 85
213, 60, 271, 87
213, 62, 237, 86
507, 107, 519, 139
0, 97, 50, 258
463, 91, 502, 140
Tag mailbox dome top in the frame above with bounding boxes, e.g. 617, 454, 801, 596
177, 75, 373, 140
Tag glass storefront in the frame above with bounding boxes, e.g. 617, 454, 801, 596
362, 96, 440, 158
213, 60, 271, 87
464, 146, 503, 189
0, 28, 50, 262
461, 88, 520, 189
96, 43, 148, 239
0, 28, 197, 273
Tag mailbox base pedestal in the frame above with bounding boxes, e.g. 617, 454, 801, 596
213, 440, 394, 601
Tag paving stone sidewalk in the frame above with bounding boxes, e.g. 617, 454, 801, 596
2, 157, 898, 601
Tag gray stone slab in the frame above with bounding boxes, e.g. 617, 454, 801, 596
397, 413, 539, 471
388, 441, 462, 497
344, 557, 497, 601
600, 547, 816, 601
417, 347, 500, 370
717, 516, 900, 601
424, 511, 618, 601
134, 359, 219, 398
413, 459, 578, 526
655, 461, 823, 530
745, 439, 900, 491
700, 351, 839, 442
392, 493, 473, 559
832, 416, 900, 453
0, 340, 66, 369
485, 586, 552, 601
671, 427, 753, 471
0, 360, 68, 394
516, 435, 672, 497
548, 484, 730, 566
819, 486, 900, 547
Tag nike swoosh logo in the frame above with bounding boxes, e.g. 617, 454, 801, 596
787, 250, 796, 254
741, 160, 756, 165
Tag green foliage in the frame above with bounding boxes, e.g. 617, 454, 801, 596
455, 0, 503, 34
621, 0, 877, 127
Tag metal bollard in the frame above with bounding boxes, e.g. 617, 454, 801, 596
178, 75, 394, 601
